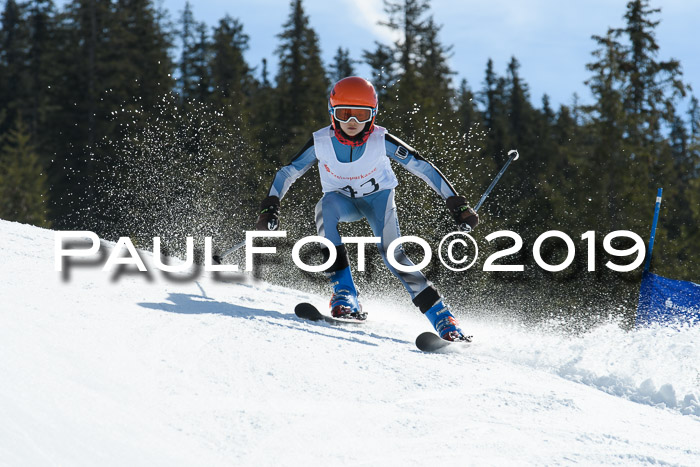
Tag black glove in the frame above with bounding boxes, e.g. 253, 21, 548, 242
255, 195, 280, 231
446, 195, 478, 231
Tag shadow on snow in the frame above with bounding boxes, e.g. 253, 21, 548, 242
138, 292, 411, 347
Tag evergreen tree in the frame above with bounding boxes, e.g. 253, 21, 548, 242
550, 104, 589, 223
455, 77, 494, 217
113, 0, 174, 113
0, 0, 29, 135
615, 0, 688, 147
190, 21, 212, 102
531, 95, 558, 224
456, 78, 479, 138
210, 15, 252, 109
43, 0, 174, 225
505, 56, 544, 229
382, 0, 428, 128
273, 0, 329, 152
669, 113, 689, 175
416, 16, 454, 118
585, 1, 690, 233
687, 96, 700, 182
480, 59, 510, 163
686, 97, 700, 276
178, 1, 199, 102
410, 12, 458, 181
26, 0, 59, 140
330, 47, 354, 83
363, 41, 394, 102
541, 95, 554, 125
208, 15, 264, 207
62, 0, 116, 146
689, 96, 700, 145
251, 58, 277, 157
45, 0, 117, 224
0, 0, 60, 167
584, 28, 628, 231
660, 108, 698, 276
582, 1, 695, 279
0, 115, 50, 226
506, 57, 536, 152
376, 0, 456, 135
618, 0, 688, 219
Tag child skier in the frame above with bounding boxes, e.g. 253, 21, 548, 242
255, 76, 478, 342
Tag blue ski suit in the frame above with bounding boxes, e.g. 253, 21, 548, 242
267, 127, 457, 310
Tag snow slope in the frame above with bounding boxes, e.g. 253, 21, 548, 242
1, 219, 699, 466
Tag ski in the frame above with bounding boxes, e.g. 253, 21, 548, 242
294, 302, 366, 325
415, 331, 471, 352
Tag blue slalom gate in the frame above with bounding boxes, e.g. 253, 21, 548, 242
636, 188, 700, 325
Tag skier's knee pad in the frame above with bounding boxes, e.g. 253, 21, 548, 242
321, 244, 350, 273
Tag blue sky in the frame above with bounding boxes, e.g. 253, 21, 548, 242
53, 0, 699, 112
161, 0, 698, 112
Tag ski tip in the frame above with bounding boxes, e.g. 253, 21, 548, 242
212, 255, 222, 265
415, 332, 446, 352
294, 302, 324, 321
415, 331, 437, 343
415, 331, 471, 352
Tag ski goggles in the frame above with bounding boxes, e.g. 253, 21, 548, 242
329, 106, 376, 124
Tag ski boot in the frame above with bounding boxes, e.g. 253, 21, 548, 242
328, 266, 366, 321
424, 300, 471, 342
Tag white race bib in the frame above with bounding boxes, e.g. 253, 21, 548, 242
313, 125, 398, 198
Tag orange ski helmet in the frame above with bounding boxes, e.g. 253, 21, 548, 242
328, 77, 378, 129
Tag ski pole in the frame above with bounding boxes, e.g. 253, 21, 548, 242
461, 149, 519, 232
212, 239, 246, 265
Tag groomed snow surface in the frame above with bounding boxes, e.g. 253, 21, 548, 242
1, 219, 699, 466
